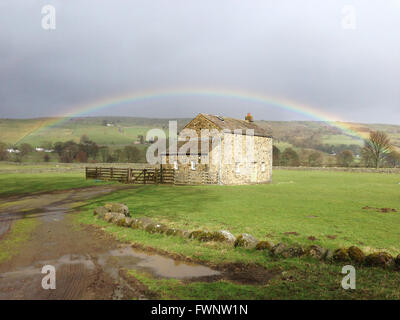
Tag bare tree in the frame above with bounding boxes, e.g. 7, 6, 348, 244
361, 131, 392, 169
336, 150, 354, 167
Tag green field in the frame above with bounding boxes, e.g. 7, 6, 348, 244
0, 171, 114, 196
81, 170, 400, 255
2, 169, 400, 299
322, 134, 364, 146
0, 117, 186, 147
74, 169, 400, 299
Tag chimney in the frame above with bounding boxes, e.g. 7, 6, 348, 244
245, 113, 254, 122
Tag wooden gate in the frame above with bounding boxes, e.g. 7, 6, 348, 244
85, 167, 174, 184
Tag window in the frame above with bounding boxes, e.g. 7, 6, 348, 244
235, 162, 240, 174
173, 160, 178, 170
261, 162, 266, 172
191, 161, 196, 170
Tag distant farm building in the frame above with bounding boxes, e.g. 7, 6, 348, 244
7, 148, 20, 153
161, 113, 273, 185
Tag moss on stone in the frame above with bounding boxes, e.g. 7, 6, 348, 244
123, 217, 133, 227
130, 218, 140, 229
166, 228, 179, 236
176, 229, 189, 238
271, 243, 287, 255
365, 252, 394, 268
347, 246, 366, 264
333, 248, 350, 262
137, 217, 153, 229
189, 230, 215, 242
209, 231, 229, 242
305, 245, 326, 259
105, 202, 130, 216
145, 223, 158, 233
153, 223, 168, 234
112, 214, 126, 226
93, 206, 108, 217
234, 234, 258, 248
255, 241, 274, 251
395, 254, 400, 267
104, 212, 114, 223
282, 246, 305, 258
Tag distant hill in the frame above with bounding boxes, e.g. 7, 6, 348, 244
1, 117, 399, 152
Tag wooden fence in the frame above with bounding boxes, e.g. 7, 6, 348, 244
85, 167, 175, 184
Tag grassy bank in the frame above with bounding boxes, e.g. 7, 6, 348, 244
80, 170, 400, 254
73, 169, 400, 299
75, 212, 400, 299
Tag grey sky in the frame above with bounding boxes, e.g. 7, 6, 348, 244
0, 0, 399, 123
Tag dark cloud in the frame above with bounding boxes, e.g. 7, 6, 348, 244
0, 0, 399, 123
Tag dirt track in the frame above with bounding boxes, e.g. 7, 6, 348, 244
0, 186, 150, 299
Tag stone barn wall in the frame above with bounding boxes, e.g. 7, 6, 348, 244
215, 133, 272, 185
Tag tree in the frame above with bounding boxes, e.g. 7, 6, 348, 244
43, 154, 50, 162
42, 141, 53, 150
79, 137, 98, 159
75, 150, 88, 163
124, 146, 140, 162
384, 150, 400, 168
361, 131, 392, 168
281, 148, 300, 167
99, 146, 110, 162
111, 149, 123, 162
0, 142, 8, 161
54, 142, 64, 156
60, 144, 79, 163
336, 150, 354, 167
272, 146, 281, 166
19, 143, 33, 156
80, 134, 90, 144
308, 151, 323, 167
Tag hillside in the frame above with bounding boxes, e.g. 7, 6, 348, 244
1, 116, 400, 151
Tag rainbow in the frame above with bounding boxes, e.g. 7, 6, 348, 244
17, 87, 368, 143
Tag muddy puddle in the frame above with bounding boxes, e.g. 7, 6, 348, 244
0, 254, 95, 279
0, 186, 121, 237
0, 245, 220, 300
98, 246, 220, 280
0, 245, 219, 284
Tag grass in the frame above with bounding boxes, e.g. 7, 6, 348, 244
127, 269, 273, 300
81, 170, 400, 255
322, 134, 364, 146
0, 117, 171, 146
0, 215, 40, 263
0, 172, 115, 196
126, 266, 400, 300
72, 170, 400, 299
1, 167, 399, 299
74, 214, 400, 299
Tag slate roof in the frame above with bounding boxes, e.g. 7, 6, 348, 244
162, 114, 272, 155
200, 114, 272, 138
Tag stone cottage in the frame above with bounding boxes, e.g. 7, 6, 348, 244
161, 113, 272, 185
